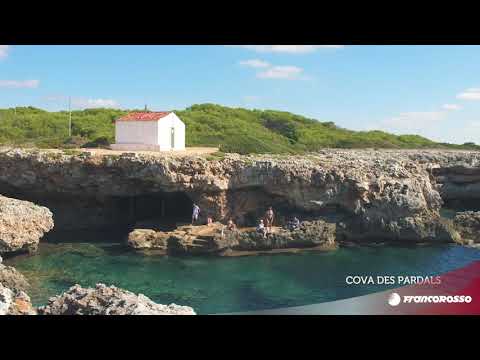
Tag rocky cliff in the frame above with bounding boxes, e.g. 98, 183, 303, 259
0, 262, 30, 292
453, 211, 480, 246
0, 194, 54, 254
1, 148, 479, 243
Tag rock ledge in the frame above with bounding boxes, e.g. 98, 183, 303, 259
38, 284, 196, 315
0, 195, 54, 254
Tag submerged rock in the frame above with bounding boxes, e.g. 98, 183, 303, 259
0, 195, 54, 254
0, 263, 30, 292
453, 211, 480, 244
0, 283, 36, 315
37, 284, 196, 315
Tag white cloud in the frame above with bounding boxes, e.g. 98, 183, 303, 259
0, 45, 10, 59
0, 79, 39, 88
257, 65, 304, 80
43, 95, 67, 102
239, 58, 307, 80
72, 98, 119, 109
239, 59, 270, 68
442, 104, 462, 111
44, 95, 119, 109
381, 111, 447, 134
243, 95, 260, 103
232, 45, 344, 54
457, 88, 480, 100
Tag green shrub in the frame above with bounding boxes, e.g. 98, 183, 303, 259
82, 136, 111, 148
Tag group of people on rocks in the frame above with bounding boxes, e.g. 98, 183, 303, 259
191, 203, 300, 238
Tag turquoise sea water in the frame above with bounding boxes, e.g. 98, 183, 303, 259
6, 242, 480, 314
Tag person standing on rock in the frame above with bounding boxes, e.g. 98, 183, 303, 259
227, 218, 237, 231
264, 206, 275, 234
192, 203, 201, 225
287, 216, 300, 231
256, 219, 267, 238
206, 214, 213, 226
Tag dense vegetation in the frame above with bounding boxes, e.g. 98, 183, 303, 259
0, 104, 478, 154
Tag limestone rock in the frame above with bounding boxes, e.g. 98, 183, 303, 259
0, 283, 36, 315
0, 195, 54, 254
128, 221, 337, 254
167, 223, 225, 255
37, 283, 196, 315
453, 211, 480, 243
215, 220, 337, 252
338, 213, 462, 243
0, 263, 30, 292
1, 148, 479, 243
128, 229, 169, 251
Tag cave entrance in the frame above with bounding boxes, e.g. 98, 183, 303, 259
129, 191, 193, 231
227, 187, 350, 227
242, 202, 348, 228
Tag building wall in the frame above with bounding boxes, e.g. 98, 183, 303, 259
157, 113, 186, 150
114, 112, 186, 151
115, 120, 159, 145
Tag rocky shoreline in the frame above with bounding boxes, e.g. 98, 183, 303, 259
1, 148, 480, 314
128, 221, 337, 255
1, 148, 479, 245
0, 282, 196, 315
37, 283, 196, 315
0, 283, 36, 315
1, 250, 196, 315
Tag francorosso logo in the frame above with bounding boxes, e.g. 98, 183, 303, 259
388, 293, 472, 306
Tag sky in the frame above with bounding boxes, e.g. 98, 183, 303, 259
1, 45, 480, 144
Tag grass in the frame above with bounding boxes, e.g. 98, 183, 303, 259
1, 104, 479, 154
204, 151, 227, 161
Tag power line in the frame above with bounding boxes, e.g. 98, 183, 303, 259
68, 96, 72, 137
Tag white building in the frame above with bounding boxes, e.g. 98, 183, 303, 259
111, 111, 185, 151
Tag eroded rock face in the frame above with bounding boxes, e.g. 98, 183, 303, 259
1, 148, 479, 243
453, 211, 480, 244
0, 283, 36, 315
130, 223, 227, 255
0, 195, 54, 254
128, 229, 169, 251
433, 165, 480, 208
337, 213, 462, 243
37, 283, 196, 315
215, 220, 336, 252
0, 263, 30, 292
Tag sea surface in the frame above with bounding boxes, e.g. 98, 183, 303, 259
6, 242, 480, 314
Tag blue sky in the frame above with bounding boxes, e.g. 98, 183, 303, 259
1, 45, 480, 144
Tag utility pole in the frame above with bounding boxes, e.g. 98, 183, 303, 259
68, 97, 72, 137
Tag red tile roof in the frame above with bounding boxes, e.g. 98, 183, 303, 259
116, 112, 171, 122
